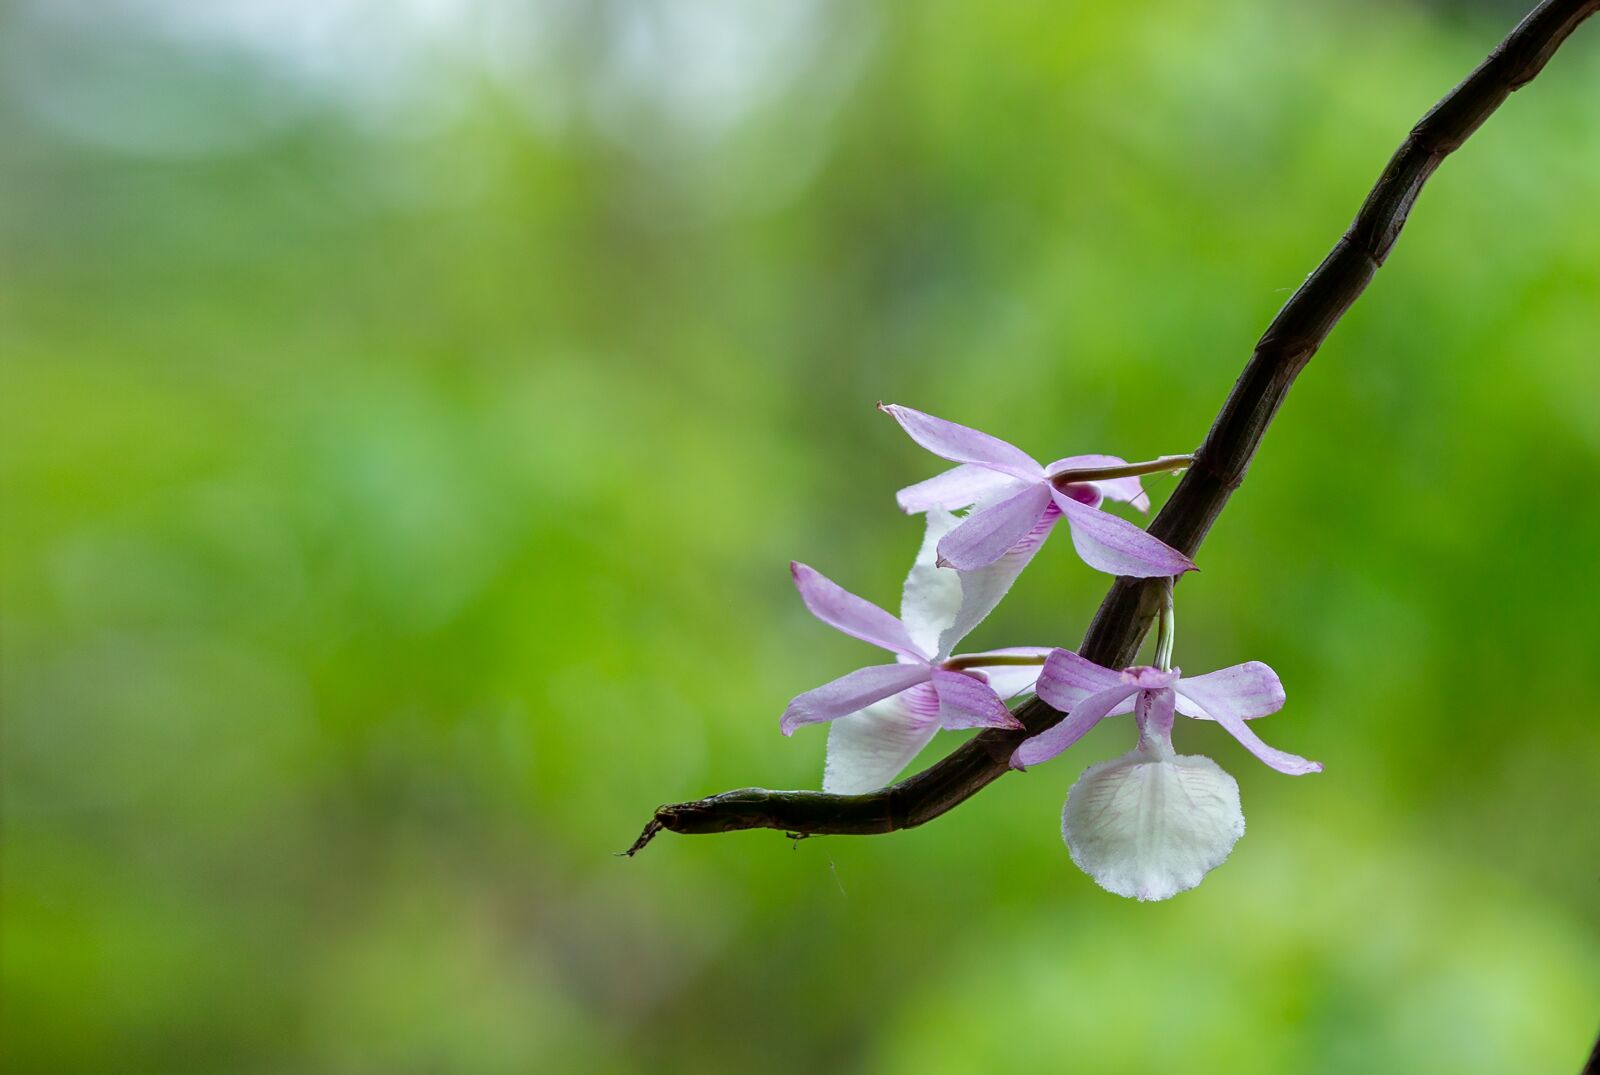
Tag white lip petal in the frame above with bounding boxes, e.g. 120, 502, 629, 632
1062, 745, 1245, 901
822, 687, 940, 794
899, 510, 965, 658
935, 503, 1060, 658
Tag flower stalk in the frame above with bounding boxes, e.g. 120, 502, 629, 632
1048, 455, 1193, 489
1154, 585, 1176, 674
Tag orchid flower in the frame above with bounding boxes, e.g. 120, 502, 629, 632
783, 511, 1053, 794
881, 403, 1196, 578
1012, 646, 1320, 901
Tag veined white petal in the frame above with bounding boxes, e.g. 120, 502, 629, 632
899, 510, 964, 658
935, 503, 1061, 658
1062, 742, 1245, 902
822, 683, 940, 794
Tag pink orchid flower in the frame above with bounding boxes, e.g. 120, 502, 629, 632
783, 511, 1052, 793
1012, 649, 1320, 901
881, 404, 1196, 578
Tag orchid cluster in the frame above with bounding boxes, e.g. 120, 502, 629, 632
780, 405, 1320, 901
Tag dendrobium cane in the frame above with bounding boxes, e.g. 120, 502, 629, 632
881, 403, 1197, 578
1012, 603, 1320, 901
783, 511, 1052, 793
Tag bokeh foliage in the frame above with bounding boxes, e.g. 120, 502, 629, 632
3, 0, 1598, 1071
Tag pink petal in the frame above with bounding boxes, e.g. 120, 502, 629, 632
1173, 662, 1286, 721
1047, 454, 1151, 512
1012, 681, 1140, 768
935, 482, 1054, 571
791, 562, 925, 659
1174, 670, 1320, 776
930, 669, 1022, 730
780, 663, 934, 735
1052, 492, 1197, 578
879, 404, 1043, 482
1036, 648, 1126, 708
895, 464, 1025, 514
822, 683, 942, 794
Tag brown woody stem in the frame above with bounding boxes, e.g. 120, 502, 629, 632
626, 0, 1598, 857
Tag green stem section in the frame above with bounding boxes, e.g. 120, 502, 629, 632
1048, 454, 1194, 487
1154, 584, 1176, 673
941, 654, 1049, 671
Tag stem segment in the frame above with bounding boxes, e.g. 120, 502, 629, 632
941, 653, 1049, 672
1048, 454, 1194, 488
1154, 584, 1176, 673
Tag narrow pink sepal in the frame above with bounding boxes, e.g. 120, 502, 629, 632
1174, 662, 1286, 721
1052, 492, 1196, 578
1011, 681, 1139, 768
780, 663, 934, 735
1175, 669, 1320, 775
879, 403, 1043, 482
1036, 648, 1126, 707
790, 562, 925, 659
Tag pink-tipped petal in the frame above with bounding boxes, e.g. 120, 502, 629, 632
880, 404, 1043, 482
899, 511, 965, 659
780, 663, 934, 735
1173, 662, 1286, 721
896, 464, 1025, 515
822, 683, 941, 794
936, 482, 1054, 572
1174, 671, 1320, 776
1012, 681, 1140, 768
791, 562, 925, 659
930, 669, 1021, 730
1052, 492, 1196, 578
1047, 455, 1151, 512
1036, 648, 1127, 708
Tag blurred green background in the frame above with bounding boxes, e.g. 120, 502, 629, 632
3, 0, 1598, 1071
